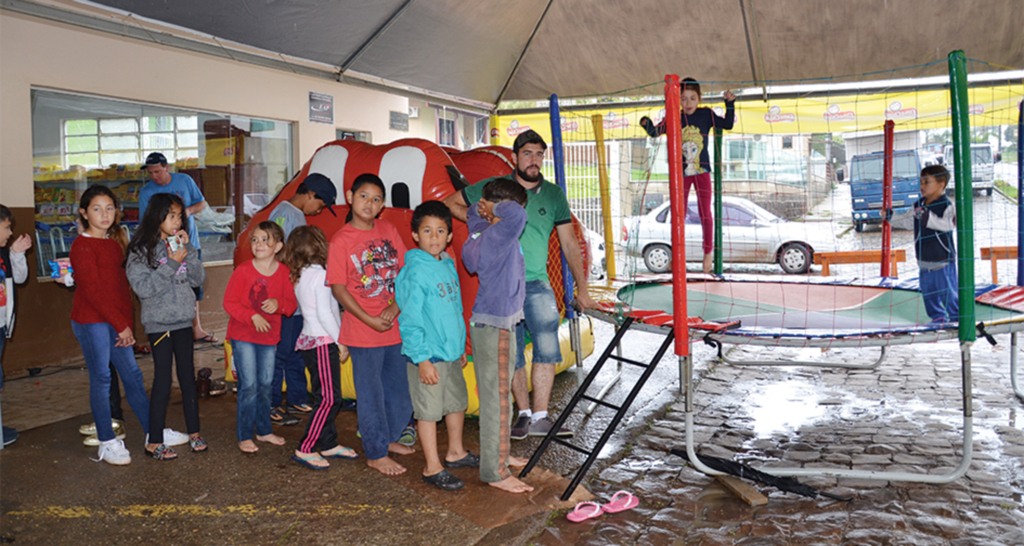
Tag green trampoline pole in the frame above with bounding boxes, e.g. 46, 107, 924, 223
713, 128, 723, 275
948, 50, 975, 343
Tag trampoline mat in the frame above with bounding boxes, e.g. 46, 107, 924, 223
617, 280, 1018, 331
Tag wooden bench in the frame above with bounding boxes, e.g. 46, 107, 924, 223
816, 249, 907, 277
981, 246, 1018, 284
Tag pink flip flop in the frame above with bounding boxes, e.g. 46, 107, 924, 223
566, 501, 604, 522
602, 490, 639, 513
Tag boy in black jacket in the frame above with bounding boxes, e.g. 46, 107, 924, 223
914, 165, 959, 324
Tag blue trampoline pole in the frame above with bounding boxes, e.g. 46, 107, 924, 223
548, 93, 575, 320
1017, 99, 1023, 287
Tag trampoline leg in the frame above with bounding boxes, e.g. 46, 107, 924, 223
1012, 332, 1024, 403
584, 322, 622, 415
682, 353, 724, 476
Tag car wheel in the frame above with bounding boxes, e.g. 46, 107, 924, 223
986, 188, 993, 196
854, 220, 865, 233
778, 242, 811, 274
643, 244, 672, 273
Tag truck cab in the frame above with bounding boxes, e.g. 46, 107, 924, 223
942, 143, 998, 196
849, 150, 921, 233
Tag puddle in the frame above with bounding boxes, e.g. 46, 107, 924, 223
747, 380, 828, 438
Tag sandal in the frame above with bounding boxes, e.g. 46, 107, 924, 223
190, 435, 208, 453
291, 453, 329, 470
270, 407, 300, 426
567, 501, 604, 522
287, 403, 313, 414
422, 469, 464, 491
146, 444, 177, 461
321, 446, 358, 460
444, 451, 480, 469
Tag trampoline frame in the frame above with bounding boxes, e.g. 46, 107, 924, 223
586, 305, 1024, 484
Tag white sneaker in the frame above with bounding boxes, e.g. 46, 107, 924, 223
93, 439, 131, 465
145, 429, 189, 446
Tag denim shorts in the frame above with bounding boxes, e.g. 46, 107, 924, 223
515, 280, 562, 371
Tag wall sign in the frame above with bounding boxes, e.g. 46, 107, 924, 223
390, 110, 409, 132
309, 92, 334, 124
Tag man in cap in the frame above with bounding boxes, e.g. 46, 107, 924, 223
444, 130, 597, 441
266, 172, 338, 426
139, 152, 216, 343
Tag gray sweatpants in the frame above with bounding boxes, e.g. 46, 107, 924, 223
470, 322, 517, 483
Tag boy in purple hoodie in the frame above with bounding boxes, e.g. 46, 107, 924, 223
462, 178, 534, 494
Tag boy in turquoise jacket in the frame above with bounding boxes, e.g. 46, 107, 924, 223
396, 201, 474, 491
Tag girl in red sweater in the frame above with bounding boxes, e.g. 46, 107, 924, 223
224, 221, 297, 453
70, 186, 151, 466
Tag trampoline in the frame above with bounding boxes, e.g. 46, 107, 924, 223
585, 273, 1024, 484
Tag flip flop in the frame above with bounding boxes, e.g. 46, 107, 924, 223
566, 501, 604, 522
195, 334, 220, 344
321, 446, 358, 460
291, 453, 329, 470
602, 490, 639, 513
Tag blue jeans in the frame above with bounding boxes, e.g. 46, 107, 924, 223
920, 262, 960, 322
348, 343, 412, 460
71, 321, 150, 442
272, 313, 309, 408
232, 340, 276, 442
515, 280, 563, 371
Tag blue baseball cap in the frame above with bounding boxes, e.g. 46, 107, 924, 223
303, 173, 337, 216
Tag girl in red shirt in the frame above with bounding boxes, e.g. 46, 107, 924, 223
223, 221, 297, 453
70, 186, 151, 466
327, 174, 413, 476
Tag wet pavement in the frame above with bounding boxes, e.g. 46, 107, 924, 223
4, 183, 1024, 544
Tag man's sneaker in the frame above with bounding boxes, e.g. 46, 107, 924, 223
93, 439, 131, 465
528, 416, 574, 438
510, 415, 531, 440
2, 426, 19, 447
270, 407, 300, 426
79, 420, 124, 436
145, 429, 190, 446
397, 425, 417, 447
84, 430, 126, 447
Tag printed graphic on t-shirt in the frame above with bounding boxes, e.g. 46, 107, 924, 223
349, 237, 400, 299
681, 126, 705, 176
248, 278, 269, 309
158, 257, 188, 275
0, 261, 6, 308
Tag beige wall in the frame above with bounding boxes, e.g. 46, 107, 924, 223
0, 10, 412, 206
0, 10, 417, 371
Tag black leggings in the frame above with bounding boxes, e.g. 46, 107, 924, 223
147, 327, 200, 444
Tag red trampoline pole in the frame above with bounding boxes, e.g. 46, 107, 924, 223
665, 74, 689, 357
881, 120, 895, 277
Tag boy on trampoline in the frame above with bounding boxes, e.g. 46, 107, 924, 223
640, 78, 735, 273
914, 165, 959, 324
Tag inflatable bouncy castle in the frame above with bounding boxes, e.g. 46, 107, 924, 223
227, 139, 594, 414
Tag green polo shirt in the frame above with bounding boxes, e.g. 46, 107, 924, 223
463, 175, 571, 283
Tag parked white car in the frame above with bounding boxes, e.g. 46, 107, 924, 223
622, 196, 839, 274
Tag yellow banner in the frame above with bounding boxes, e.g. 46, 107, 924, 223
494, 85, 1024, 143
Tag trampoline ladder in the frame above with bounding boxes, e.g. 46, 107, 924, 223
520, 317, 676, 501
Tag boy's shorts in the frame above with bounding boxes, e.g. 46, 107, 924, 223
406, 359, 468, 422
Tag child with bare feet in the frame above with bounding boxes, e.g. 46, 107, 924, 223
327, 174, 414, 476
462, 178, 535, 494
396, 201, 474, 490
223, 221, 297, 453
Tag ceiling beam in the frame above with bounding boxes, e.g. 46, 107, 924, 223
339, 0, 415, 74
494, 0, 555, 105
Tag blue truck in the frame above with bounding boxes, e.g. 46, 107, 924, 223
849, 150, 922, 232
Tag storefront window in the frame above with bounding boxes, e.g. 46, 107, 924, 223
31, 88, 293, 276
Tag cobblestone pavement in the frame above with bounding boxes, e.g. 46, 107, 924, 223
530, 336, 1024, 545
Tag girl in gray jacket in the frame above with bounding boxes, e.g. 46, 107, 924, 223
127, 193, 207, 460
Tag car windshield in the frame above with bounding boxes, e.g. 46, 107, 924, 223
679, 200, 780, 224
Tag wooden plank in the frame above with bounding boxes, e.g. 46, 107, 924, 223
980, 246, 1017, 284
817, 250, 906, 277
716, 475, 768, 506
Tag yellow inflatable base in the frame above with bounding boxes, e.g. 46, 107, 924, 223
223, 318, 595, 416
